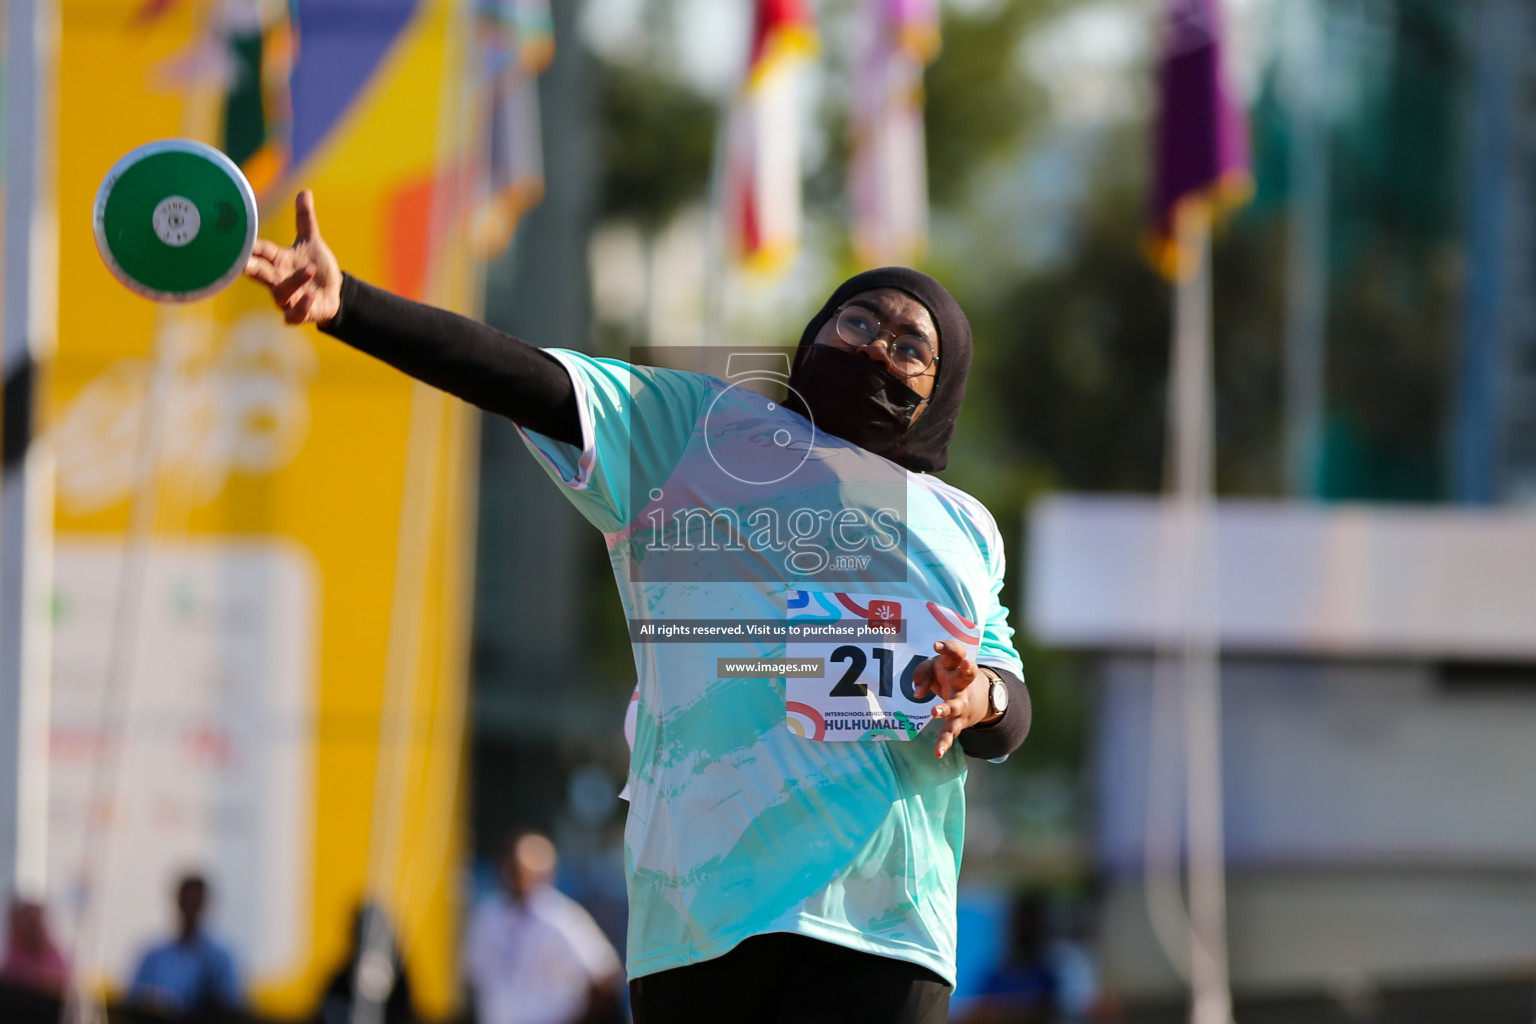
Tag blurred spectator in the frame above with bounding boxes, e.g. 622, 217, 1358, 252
314, 902, 418, 1024
961, 893, 1060, 1023
466, 832, 621, 1024
128, 873, 243, 1018
960, 891, 1114, 1024
0, 898, 69, 996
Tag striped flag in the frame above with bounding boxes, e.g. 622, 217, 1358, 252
849, 0, 940, 268
472, 0, 554, 256
726, 0, 817, 274
137, 0, 297, 199
1148, 0, 1250, 278
220, 0, 297, 197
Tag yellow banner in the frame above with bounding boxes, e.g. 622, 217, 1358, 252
53, 0, 477, 1017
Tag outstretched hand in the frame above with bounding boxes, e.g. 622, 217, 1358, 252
244, 189, 342, 326
911, 640, 995, 759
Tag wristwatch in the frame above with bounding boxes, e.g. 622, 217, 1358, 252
980, 667, 1008, 722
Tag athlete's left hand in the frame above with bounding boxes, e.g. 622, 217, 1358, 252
912, 641, 995, 758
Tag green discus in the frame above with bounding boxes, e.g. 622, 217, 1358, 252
93, 139, 258, 303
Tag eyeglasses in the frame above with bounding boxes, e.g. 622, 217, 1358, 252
830, 305, 938, 378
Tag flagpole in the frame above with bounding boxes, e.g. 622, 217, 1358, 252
1170, 207, 1232, 1024
702, 82, 732, 347
0, 0, 58, 911
703, 4, 752, 349
1283, 0, 1327, 498
1148, 0, 1244, 1013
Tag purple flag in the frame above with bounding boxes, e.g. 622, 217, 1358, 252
1150, 0, 1250, 277
290, 0, 422, 171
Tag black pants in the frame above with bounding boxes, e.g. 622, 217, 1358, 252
629, 933, 952, 1024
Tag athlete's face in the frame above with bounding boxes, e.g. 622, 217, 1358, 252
808, 287, 940, 424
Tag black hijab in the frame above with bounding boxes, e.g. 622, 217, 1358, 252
785, 267, 972, 473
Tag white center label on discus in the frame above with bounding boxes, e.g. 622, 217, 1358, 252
784, 591, 980, 742
152, 196, 201, 246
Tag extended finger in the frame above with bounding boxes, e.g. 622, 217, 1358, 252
911, 658, 935, 699
274, 264, 316, 306
244, 255, 279, 286
295, 189, 320, 242
933, 716, 965, 758
945, 656, 978, 691
933, 640, 966, 669
931, 692, 969, 718
249, 238, 284, 263
284, 292, 314, 325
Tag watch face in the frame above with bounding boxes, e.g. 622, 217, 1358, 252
991, 677, 1008, 713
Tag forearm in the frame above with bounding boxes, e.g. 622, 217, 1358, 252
957, 667, 1031, 760
319, 273, 583, 445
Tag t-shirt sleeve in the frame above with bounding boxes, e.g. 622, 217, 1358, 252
618, 688, 639, 801
557, 903, 622, 982
959, 516, 1030, 762
516, 350, 712, 534
976, 526, 1024, 678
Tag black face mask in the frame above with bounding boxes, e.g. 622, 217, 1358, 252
782, 345, 925, 464
789, 268, 972, 474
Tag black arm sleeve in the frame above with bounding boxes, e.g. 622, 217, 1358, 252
957, 666, 1031, 761
318, 273, 583, 446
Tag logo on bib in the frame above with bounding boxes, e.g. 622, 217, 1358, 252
785, 702, 826, 741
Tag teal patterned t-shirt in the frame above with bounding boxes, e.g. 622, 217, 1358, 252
517, 350, 1023, 985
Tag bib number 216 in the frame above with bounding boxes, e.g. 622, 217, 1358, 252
827, 645, 936, 703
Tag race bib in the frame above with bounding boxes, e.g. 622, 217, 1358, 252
784, 590, 980, 742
